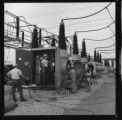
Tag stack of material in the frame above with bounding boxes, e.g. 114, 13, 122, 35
60, 71, 72, 90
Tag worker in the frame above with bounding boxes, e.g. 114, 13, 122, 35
90, 63, 94, 78
68, 58, 77, 93
40, 57, 43, 85
50, 59, 55, 86
42, 54, 49, 86
66, 56, 73, 71
7, 63, 27, 102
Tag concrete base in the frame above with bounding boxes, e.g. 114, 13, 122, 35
72, 54, 81, 61
81, 57, 88, 63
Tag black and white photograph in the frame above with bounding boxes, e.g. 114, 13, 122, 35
4, 2, 116, 115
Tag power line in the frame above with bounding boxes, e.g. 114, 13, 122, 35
63, 2, 112, 21
84, 35, 115, 41
98, 48, 115, 52
76, 21, 114, 33
108, 26, 115, 35
47, 17, 114, 30
95, 43, 115, 50
106, 7, 115, 22
54, 21, 114, 34
100, 51, 115, 54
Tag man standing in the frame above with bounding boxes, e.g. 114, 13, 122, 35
42, 54, 49, 86
7, 63, 27, 102
90, 63, 94, 78
68, 58, 77, 93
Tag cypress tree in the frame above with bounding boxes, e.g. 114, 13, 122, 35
96, 52, 99, 62
73, 32, 78, 54
81, 39, 87, 57
39, 28, 41, 46
94, 49, 96, 61
31, 26, 38, 48
51, 35, 56, 47
59, 20, 66, 49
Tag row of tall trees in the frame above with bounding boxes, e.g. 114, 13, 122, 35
94, 50, 102, 63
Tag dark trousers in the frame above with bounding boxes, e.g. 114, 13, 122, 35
11, 79, 24, 101
91, 69, 94, 78
42, 67, 49, 86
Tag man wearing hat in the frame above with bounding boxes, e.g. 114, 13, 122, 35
42, 54, 49, 86
67, 58, 77, 93
7, 63, 27, 102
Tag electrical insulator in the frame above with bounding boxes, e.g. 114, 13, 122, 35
22, 31, 24, 47
16, 17, 19, 38
39, 29, 41, 46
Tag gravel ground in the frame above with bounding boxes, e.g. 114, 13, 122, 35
5, 74, 111, 115
5, 99, 64, 115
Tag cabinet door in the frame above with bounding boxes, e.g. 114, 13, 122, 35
35, 59, 41, 85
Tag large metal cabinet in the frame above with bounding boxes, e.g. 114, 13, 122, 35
16, 47, 68, 89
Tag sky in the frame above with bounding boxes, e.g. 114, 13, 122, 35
4, 2, 115, 64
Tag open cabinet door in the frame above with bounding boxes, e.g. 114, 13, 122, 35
35, 56, 41, 85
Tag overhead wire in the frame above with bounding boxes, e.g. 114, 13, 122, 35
4, 3, 114, 50
100, 51, 115, 54
76, 21, 114, 33
108, 26, 115, 35
98, 48, 115, 52
106, 7, 115, 22
47, 17, 114, 30
95, 43, 115, 49
54, 21, 114, 34
105, 5, 115, 43
84, 35, 115, 41
63, 2, 112, 21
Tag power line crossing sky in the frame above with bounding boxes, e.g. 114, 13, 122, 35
4, 2, 115, 63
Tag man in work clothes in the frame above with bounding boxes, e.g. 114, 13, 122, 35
7, 64, 27, 102
42, 54, 49, 86
68, 58, 77, 93
90, 63, 94, 78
